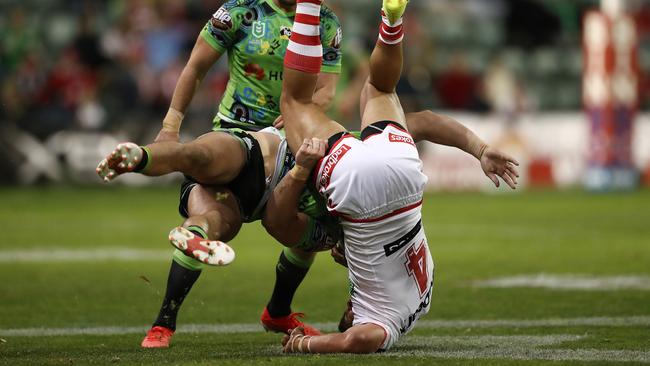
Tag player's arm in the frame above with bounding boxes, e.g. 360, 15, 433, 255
282, 324, 385, 354
156, 36, 222, 142
156, 3, 242, 142
262, 138, 327, 246
406, 110, 520, 189
313, 8, 342, 111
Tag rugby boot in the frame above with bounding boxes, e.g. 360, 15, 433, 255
96, 142, 143, 182
260, 307, 321, 336
141, 326, 174, 348
383, 0, 409, 25
168, 227, 235, 266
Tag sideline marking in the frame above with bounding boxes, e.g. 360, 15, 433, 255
0, 248, 172, 263
474, 274, 650, 290
2, 316, 649, 337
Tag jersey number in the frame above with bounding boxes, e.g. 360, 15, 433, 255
404, 240, 429, 297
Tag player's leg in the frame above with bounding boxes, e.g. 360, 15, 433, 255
143, 185, 242, 348
359, 0, 409, 131
261, 247, 319, 335
97, 132, 246, 184
281, 0, 345, 154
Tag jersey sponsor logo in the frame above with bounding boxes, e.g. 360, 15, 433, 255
280, 26, 292, 39
332, 27, 342, 49
404, 240, 430, 298
389, 133, 415, 146
399, 280, 433, 334
268, 70, 283, 81
211, 7, 233, 30
383, 220, 422, 257
252, 20, 266, 38
319, 144, 351, 189
244, 63, 265, 80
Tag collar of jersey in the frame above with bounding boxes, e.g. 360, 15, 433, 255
265, 0, 296, 17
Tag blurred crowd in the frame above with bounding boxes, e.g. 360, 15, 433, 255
1, 0, 650, 142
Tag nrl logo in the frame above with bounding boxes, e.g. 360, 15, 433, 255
252, 20, 266, 38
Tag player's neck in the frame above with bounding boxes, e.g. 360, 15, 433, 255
272, 0, 296, 13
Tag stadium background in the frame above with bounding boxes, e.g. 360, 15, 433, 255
1, 0, 649, 365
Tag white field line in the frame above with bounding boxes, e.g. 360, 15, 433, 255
474, 274, 650, 290
388, 335, 650, 363
0, 248, 172, 263
2, 316, 649, 337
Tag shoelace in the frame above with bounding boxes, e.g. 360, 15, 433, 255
287, 312, 307, 325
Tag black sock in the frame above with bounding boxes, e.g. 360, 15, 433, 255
266, 251, 310, 318
152, 259, 202, 331
134, 147, 149, 172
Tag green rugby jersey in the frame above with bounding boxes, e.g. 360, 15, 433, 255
201, 0, 342, 130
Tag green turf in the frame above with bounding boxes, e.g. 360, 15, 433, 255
0, 187, 649, 365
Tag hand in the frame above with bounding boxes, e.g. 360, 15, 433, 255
273, 115, 285, 130
282, 327, 307, 353
330, 243, 347, 268
154, 128, 179, 143
295, 138, 327, 170
480, 147, 520, 189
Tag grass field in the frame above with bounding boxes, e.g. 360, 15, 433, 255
0, 186, 649, 365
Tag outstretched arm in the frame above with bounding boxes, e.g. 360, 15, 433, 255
406, 110, 520, 189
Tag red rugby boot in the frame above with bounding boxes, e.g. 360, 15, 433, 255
141, 326, 174, 348
260, 307, 321, 336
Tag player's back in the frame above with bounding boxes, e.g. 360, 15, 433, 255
313, 121, 433, 349
315, 122, 427, 223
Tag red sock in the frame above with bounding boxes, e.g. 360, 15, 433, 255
284, 0, 322, 74
378, 10, 404, 45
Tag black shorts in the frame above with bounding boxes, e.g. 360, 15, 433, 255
360, 120, 407, 140
178, 130, 267, 223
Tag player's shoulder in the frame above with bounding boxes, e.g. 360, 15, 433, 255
210, 0, 263, 31
221, 0, 260, 10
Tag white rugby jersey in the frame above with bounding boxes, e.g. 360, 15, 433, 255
313, 123, 434, 349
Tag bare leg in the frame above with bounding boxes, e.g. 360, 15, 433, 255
359, 2, 408, 131
97, 132, 246, 185
148, 185, 242, 336
143, 133, 246, 184
281, 0, 345, 155
183, 185, 242, 241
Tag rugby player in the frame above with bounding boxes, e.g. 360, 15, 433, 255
98, 0, 519, 351
97, 100, 519, 354
139, 0, 343, 347
274, 0, 518, 353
